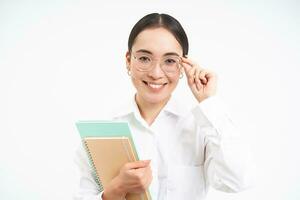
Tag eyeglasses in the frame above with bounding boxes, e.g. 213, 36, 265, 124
132, 52, 182, 74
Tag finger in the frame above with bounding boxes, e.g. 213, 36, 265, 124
206, 71, 217, 81
181, 62, 192, 75
195, 68, 203, 91
134, 167, 151, 189
190, 81, 199, 94
143, 165, 152, 181
180, 56, 198, 73
125, 160, 151, 170
205, 72, 218, 91
199, 70, 208, 84
143, 166, 153, 188
130, 167, 148, 184
181, 56, 197, 67
187, 66, 197, 85
203, 70, 217, 85
144, 172, 153, 188
188, 65, 197, 79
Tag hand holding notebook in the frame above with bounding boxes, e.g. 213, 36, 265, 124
104, 159, 152, 199
76, 121, 152, 200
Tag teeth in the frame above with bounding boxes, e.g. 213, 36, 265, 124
148, 83, 164, 89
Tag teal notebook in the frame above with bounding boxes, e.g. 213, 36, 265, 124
76, 120, 140, 157
76, 121, 151, 200
77, 121, 131, 138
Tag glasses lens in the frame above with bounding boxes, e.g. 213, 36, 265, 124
135, 53, 152, 71
162, 56, 180, 73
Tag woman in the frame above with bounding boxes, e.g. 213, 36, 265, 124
74, 13, 254, 200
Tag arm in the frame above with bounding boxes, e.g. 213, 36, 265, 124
192, 96, 255, 192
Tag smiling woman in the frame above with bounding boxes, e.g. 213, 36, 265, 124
125, 14, 187, 115
127, 27, 184, 123
74, 13, 255, 200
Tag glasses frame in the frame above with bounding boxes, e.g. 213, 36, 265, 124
131, 52, 183, 74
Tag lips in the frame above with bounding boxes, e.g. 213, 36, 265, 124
143, 81, 167, 90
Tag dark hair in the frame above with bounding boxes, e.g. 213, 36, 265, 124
128, 13, 189, 56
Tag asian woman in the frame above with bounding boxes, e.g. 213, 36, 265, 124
74, 13, 254, 200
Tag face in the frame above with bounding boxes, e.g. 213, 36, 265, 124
126, 27, 183, 106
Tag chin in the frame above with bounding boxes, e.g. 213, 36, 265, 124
142, 92, 171, 105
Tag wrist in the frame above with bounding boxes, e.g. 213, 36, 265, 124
103, 177, 127, 200
197, 96, 209, 103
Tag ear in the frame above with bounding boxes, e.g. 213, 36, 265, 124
125, 51, 131, 71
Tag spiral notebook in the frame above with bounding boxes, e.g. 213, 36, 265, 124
76, 121, 151, 200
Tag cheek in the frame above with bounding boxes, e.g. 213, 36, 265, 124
131, 69, 142, 78
130, 72, 144, 87
130, 69, 180, 90
168, 74, 180, 85
167, 76, 180, 92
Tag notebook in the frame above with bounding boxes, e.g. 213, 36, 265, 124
76, 121, 152, 200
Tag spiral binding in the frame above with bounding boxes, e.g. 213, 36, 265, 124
83, 139, 103, 192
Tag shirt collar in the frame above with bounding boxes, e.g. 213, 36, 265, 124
112, 93, 188, 119
162, 94, 188, 117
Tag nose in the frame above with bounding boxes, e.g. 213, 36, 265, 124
148, 61, 165, 79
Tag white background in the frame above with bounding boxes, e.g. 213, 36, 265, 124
1, 0, 299, 199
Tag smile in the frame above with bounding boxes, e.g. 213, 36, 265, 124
143, 81, 167, 90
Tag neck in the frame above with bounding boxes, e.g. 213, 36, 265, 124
135, 94, 170, 126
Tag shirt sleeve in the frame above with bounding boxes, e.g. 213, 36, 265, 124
191, 96, 255, 193
73, 143, 104, 200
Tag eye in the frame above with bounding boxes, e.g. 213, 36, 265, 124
138, 56, 151, 63
164, 58, 177, 65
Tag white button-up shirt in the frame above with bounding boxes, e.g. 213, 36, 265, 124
73, 94, 254, 200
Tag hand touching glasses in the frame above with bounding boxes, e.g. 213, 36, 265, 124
181, 57, 218, 103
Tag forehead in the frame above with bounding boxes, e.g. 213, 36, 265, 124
132, 27, 183, 56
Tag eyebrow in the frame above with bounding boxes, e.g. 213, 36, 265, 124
136, 49, 180, 57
